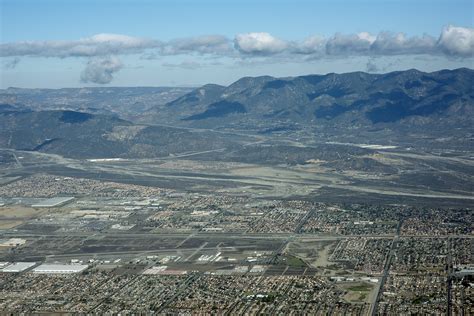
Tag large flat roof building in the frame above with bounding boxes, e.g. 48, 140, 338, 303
2, 262, 36, 273
32, 263, 88, 274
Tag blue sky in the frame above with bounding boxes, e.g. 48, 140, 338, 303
1, 0, 473, 88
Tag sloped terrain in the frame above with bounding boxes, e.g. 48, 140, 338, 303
0, 86, 194, 120
143, 68, 474, 134
0, 109, 252, 159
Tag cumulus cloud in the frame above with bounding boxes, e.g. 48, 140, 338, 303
1, 25, 472, 84
234, 32, 288, 55
233, 26, 473, 58
371, 32, 437, 55
437, 25, 474, 57
293, 35, 326, 55
0, 33, 232, 59
1, 26, 472, 60
80, 56, 123, 84
317, 26, 472, 58
358, 32, 377, 44
323, 32, 439, 57
163, 35, 232, 55
0, 33, 161, 58
326, 32, 374, 55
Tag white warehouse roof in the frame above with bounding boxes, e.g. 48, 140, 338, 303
2, 262, 36, 273
32, 263, 88, 274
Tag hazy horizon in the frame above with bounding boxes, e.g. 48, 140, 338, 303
1, 66, 473, 90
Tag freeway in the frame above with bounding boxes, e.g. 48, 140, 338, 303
447, 236, 453, 316
369, 219, 402, 316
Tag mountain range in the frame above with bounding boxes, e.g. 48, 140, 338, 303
0, 68, 473, 159
144, 68, 474, 131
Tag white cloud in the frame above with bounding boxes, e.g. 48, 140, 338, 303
1, 26, 472, 84
163, 35, 232, 55
358, 32, 376, 44
80, 56, 123, 84
2, 27, 473, 60
234, 32, 288, 55
371, 32, 437, 55
0, 33, 161, 58
437, 25, 474, 57
326, 33, 374, 55
293, 35, 326, 55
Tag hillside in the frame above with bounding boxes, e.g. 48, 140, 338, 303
0, 109, 251, 158
143, 68, 474, 134
1, 69, 473, 159
0, 87, 193, 120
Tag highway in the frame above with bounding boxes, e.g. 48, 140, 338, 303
369, 219, 402, 316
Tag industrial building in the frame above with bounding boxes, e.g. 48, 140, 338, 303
1, 262, 37, 273
32, 197, 75, 208
32, 263, 88, 274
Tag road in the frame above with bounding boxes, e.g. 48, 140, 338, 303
447, 236, 452, 316
369, 219, 402, 316
156, 273, 200, 313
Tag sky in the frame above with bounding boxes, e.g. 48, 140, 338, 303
1, 0, 473, 88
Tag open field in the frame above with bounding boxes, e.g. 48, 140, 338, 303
286, 239, 337, 268
1, 141, 473, 207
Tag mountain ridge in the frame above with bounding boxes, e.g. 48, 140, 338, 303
0, 68, 472, 159
143, 68, 474, 132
